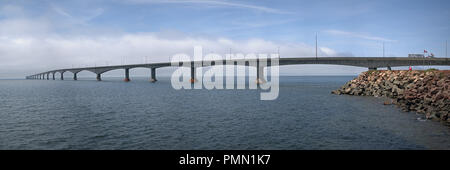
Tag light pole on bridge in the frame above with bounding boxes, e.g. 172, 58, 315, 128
315, 33, 318, 60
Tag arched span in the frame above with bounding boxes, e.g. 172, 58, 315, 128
85, 66, 153, 75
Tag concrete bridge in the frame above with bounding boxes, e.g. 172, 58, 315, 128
26, 57, 450, 83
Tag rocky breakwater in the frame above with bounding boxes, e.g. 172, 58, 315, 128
332, 70, 450, 124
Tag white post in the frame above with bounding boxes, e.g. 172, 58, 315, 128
315, 33, 318, 59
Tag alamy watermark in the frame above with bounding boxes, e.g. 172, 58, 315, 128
170, 46, 279, 100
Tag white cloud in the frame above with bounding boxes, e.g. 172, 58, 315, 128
51, 4, 73, 18
51, 4, 104, 25
325, 29, 396, 42
125, 0, 292, 14
0, 24, 348, 78
319, 47, 337, 56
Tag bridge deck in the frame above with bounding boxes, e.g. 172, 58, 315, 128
27, 57, 450, 78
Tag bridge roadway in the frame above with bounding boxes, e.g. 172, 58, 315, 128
26, 57, 450, 83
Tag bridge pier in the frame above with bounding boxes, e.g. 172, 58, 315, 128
52, 72, 55, 80
96, 74, 102, 81
256, 60, 266, 85
368, 67, 377, 71
124, 68, 130, 82
190, 66, 197, 84
46, 73, 49, 80
60, 72, 64, 80
150, 68, 157, 82
73, 73, 77, 80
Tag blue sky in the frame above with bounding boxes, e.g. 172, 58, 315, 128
0, 0, 449, 78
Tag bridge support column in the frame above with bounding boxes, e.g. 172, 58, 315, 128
387, 66, 392, 70
150, 68, 157, 82
60, 72, 64, 80
368, 67, 377, 71
124, 68, 130, 82
190, 66, 197, 84
46, 73, 49, 80
96, 74, 102, 81
256, 61, 266, 85
73, 73, 77, 80
52, 73, 55, 80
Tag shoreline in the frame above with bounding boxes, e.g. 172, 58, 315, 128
332, 70, 450, 125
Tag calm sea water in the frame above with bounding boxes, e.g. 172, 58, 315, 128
0, 76, 449, 150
